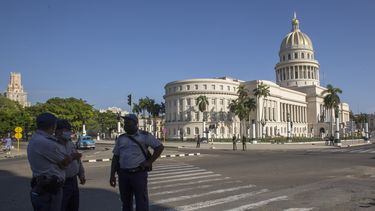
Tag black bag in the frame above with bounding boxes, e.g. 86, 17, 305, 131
126, 135, 152, 171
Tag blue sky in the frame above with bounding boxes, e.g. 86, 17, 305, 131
1, 0, 374, 113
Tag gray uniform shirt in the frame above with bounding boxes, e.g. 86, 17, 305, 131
64, 140, 85, 178
27, 130, 67, 182
113, 131, 162, 169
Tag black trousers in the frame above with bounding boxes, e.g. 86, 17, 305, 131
61, 176, 79, 211
118, 170, 149, 211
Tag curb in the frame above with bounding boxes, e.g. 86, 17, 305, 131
81, 152, 201, 163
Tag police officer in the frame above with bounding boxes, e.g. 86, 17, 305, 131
28, 113, 80, 211
55, 119, 85, 211
110, 114, 164, 211
242, 135, 247, 151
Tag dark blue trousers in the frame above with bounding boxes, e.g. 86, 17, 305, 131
118, 171, 149, 211
30, 188, 62, 211
61, 177, 79, 211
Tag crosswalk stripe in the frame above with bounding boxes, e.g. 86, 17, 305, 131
283, 208, 315, 211
150, 185, 212, 196
350, 149, 363, 153
224, 196, 288, 211
154, 163, 190, 168
149, 180, 241, 196
151, 167, 200, 174
149, 171, 214, 181
152, 165, 195, 171
370, 150, 375, 153
153, 165, 194, 169
153, 184, 256, 204
360, 149, 372, 153
150, 169, 206, 177
165, 189, 269, 211
149, 174, 221, 185
149, 177, 232, 190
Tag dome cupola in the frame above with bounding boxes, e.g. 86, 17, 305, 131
275, 13, 320, 88
280, 12, 314, 51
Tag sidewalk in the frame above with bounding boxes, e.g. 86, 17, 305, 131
0, 146, 27, 160
96, 139, 372, 151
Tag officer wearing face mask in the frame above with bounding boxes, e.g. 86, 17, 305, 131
110, 114, 164, 211
55, 119, 85, 211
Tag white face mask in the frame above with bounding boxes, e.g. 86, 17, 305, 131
62, 131, 72, 140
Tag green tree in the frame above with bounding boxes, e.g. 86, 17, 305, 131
253, 82, 270, 138
229, 85, 256, 137
321, 84, 342, 137
0, 96, 27, 136
196, 95, 209, 137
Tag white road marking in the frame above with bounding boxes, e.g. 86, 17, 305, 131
149, 174, 221, 185
284, 208, 315, 211
152, 165, 195, 171
149, 167, 200, 175
164, 189, 269, 211
149, 180, 242, 196
149, 171, 214, 181
150, 185, 212, 196
149, 177, 232, 190
149, 169, 206, 177
154, 163, 190, 168
224, 196, 288, 211
154, 184, 256, 204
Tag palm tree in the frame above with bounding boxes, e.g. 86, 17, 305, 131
321, 84, 342, 141
253, 82, 270, 138
228, 85, 257, 138
196, 95, 209, 137
138, 97, 153, 131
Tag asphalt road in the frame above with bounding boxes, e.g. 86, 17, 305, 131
1, 144, 375, 211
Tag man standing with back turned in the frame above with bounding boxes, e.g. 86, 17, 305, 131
28, 113, 80, 211
110, 114, 164, 211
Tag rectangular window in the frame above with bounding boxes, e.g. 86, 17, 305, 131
227, 86, 230, 91
195, 112, 199, 121
187, 98, 191, 106
195, 84, 198, 90
212, 99, 216, 105
212, 85, 215, 90
220, 85, 224, 90
220, 99, 224, 105
203, 84, 207, 90
179, 86, 182, 91
187, 85, 190, 90
294, 53, 298, 59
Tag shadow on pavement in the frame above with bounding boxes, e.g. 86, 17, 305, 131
0, 170, 173, 211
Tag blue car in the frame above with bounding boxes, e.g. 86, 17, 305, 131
76, 136, 96, 149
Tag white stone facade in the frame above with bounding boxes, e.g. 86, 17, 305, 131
5, 72, 30, 107
164, 14, 351, 139
164, 77, 242, 139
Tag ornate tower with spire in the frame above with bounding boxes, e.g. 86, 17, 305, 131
5, 72, 31, 107
275, 13, 320, 88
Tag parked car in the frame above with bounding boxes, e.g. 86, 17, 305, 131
76, 136, 95, 149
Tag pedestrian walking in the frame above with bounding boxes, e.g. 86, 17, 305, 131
242, 135, 247, 151
110, 114, 164, 211
4, 136, 12, 155
55, 120, 85, 211
232, 134, 237, 150
196, 134, 200, 148
27, 113, 81, 211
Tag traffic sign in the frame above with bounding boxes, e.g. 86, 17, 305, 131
15, 127, 23, 133
15, 132, 22, 139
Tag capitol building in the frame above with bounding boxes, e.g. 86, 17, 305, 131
164, 14, 350, 140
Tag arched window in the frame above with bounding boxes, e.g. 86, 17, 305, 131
301, 53, 305, 59
288, 54, 291, 60
283, 55, 285, 61
186, 127, 191, 135
294, 53, 298, 59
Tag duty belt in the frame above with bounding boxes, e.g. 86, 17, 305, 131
119, 166, 144, 173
